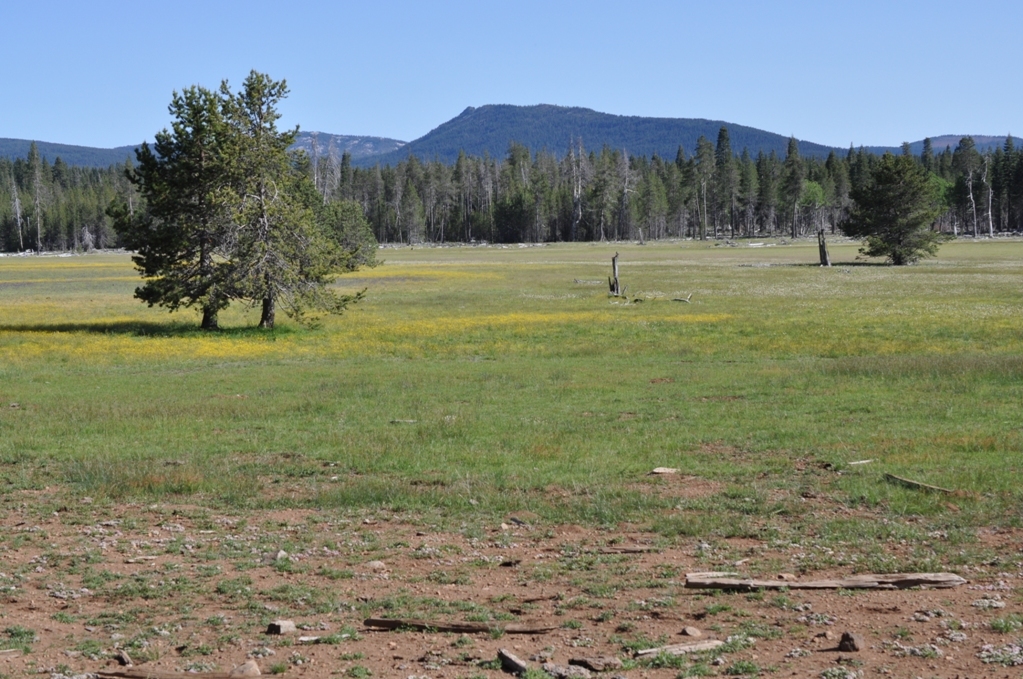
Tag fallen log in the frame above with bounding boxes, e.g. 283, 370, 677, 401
596, 545, 657, 554
883, 473, 956, 495
635, 639, 725, 657
363, 618, 558, 634
98, 670, 251, 679
685, 572, 967, 591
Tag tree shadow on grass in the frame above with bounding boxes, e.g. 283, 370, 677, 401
782, 261, 891, 267
0, 320, 292, 338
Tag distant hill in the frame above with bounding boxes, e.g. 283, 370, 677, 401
291, 131, 405, 161
0, 131, 406, 168
0, 138, 139, 168
909, 135, 1018, 154
3, 106, 1016, 170
356, 104, 856, 166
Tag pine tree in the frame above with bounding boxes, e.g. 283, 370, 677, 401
780, 137, 804, 238
693, 136, 715, 240
112, 85, 236, 329
842, 153, 946, 265
225, 71, 355, 329
714, 127, 738, 238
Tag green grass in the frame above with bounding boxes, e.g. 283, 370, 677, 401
2, 239, 1023, 545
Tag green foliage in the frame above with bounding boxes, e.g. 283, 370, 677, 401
111, 71, 370, 329
842, 153, 948, 265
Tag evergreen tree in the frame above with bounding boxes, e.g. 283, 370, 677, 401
780, 137, 804, 238
693, 136, 715, 240
112, 85, 236, 329
842, 153, 946, 265
225, 71, 357, 329
714, 126, 738, 238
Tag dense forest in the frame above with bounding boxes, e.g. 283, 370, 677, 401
321, 130, 1023, 245
3, 129, 1023, 253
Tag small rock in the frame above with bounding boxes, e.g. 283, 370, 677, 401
266, 620, 297, 635
367, 560, 387, 571
230, 659, 261, 677
649, 467, 679, 475
822, 630, 835, 641
499, 648, 530, 674
507, 511, 539, 525
777, 573, 797, 581
681, 626, 703, 638
543, 662, 592, 679
275, 550, 288, 561
838, 632, 864, 652
569, 656, 623, 672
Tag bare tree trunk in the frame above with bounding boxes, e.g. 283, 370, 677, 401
9, 172, 23, 251
983, 156, 994, 237
33, 162, 43, 252
817, 229, 831, 266
966, 174, 978, 237
609, 251, 621, 296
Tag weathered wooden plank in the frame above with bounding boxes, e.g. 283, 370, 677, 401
685, 572, 967, 591
635, 639, 725, 657
363, 618, 557, 634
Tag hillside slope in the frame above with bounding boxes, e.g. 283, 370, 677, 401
358, 104, 850, 165
0, 131, 406, 168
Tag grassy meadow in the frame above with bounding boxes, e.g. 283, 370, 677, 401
2, 238, 1022, 556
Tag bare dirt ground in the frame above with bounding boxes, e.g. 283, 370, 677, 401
1, 489, 1021, 679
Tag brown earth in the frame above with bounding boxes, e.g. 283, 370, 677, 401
0, 490, 1021, 679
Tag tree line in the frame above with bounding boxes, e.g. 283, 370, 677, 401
3, 126, 1022, 254
0, 148, 130, 252
316, 130, 1023, 245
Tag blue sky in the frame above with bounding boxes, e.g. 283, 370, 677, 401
2, 0, 1019, 150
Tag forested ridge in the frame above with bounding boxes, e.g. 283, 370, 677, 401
3, 129, 1023, 253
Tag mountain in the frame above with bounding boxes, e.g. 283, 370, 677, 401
291, 131, 405, 161
356, 104, 855, 166
3, 105, 1015, 169
0, 131, 406, 168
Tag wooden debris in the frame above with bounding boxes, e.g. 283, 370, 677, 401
498, 648, 530, 675
99, 671, 245, 679
521, 594, 560, 604
364, 618, 558, 634
649, 467, 679, 475
685, 572, 967, 591
685, 571, 738, 579
848, 459, 874, 465
597, 545, 656, 554
0, 649, 20, 655
635, 639, 725, 657
116, 650, 134, 666
883, 473, 956, 495
672, 293, 693, 303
